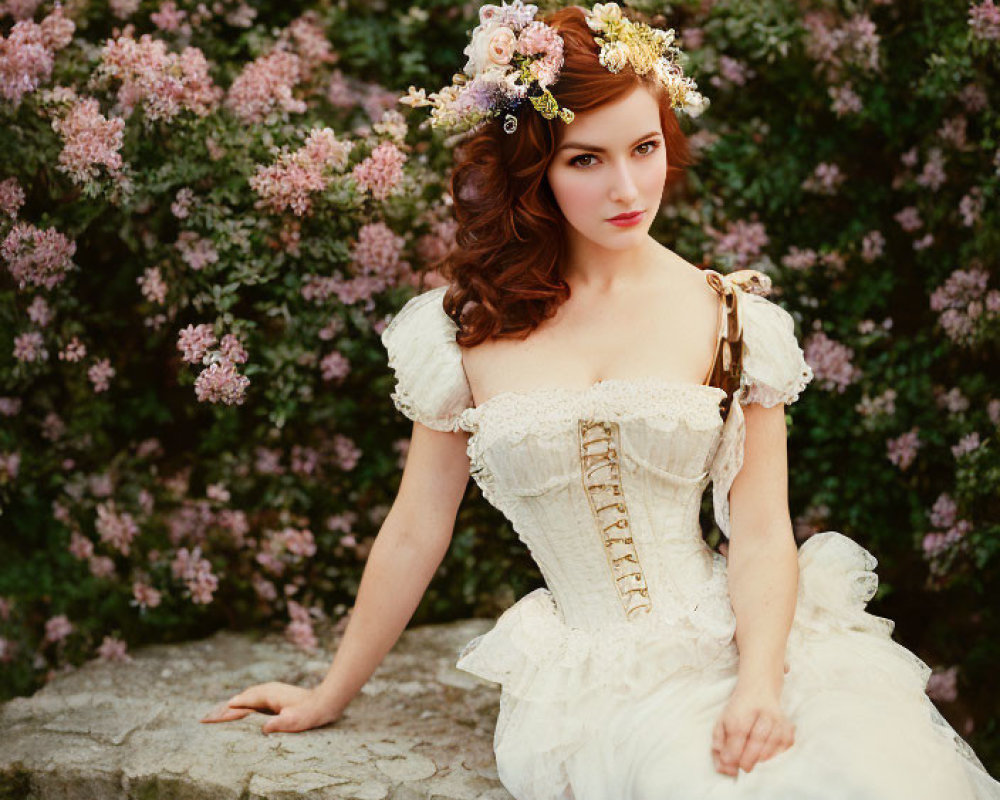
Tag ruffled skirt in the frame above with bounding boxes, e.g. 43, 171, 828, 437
455, 531, 1000, 800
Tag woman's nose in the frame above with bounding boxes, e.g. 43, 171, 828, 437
609, 160, 639, 203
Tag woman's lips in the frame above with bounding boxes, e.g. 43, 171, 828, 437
608, 210, 644, 227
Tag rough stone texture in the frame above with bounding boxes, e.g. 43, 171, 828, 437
0, 619, 514, 799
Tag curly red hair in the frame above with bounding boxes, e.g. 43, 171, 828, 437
429, 5, 697, 347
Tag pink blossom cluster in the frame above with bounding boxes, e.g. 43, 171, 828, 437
171, 545, 218, 604
45, 93, 126, 185
801, 162, 845, 194
351, 141, 406, 201
41, 411, 65, 441
331, 433, 361, 471
893, 205, 922, 233
137, 265, 167, 304
175, 231, 218, 271
194, 358, 250, 405
88, 357, 115, 392
290, 445, 319, 476
170, 187, 194, 219
886, 427, 921, 471
860, 230, 885, 262
0, 5, 74, 106
89, 554, 115, 578
951, 432, 980, 459
711, 219, 769, 268
958, 187, 983, 227
0, 177, 25, 217
43, 613, 73, 643
515, 20, 564, 88
109, 0, 140, 19
1, 221, 76, 289
350, 221, 408, 282
969, 0, 1000, 40
958, 83, 988, 113
276, 13, 336, 77
936, 386, 969, 415
319, 350, 349, 382
12, 329, 47, 362
274, 526, 316, 558
285, 599, 318, 651
95, 500, 138, 555
96, 635, 131, 662
415, 218, 458, 266
710, 55, 754, 90
828, 82, 862, 116
937, 116, 968, 150
225, 49, 305, 123
802, 330, 860, 393
2, 0, 43, 21
27, 295, 51, 325
802, 11, 880, 80
58, 335, 86, 361
855, 387, 897, 418
250, 127, 353, 216
150, 0, 187, 33
0, 451, 20, 482
0, 397, 22, 415
68, 530, 94, 559
97, 34, 222, 121
925, 666, 958, 703
177, 323, 216, 363
131, 580, 162, 610
929, 266, 999, 345
915, 147, 947, 191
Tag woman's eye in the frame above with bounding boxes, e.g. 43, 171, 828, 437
569, 140, 659, 168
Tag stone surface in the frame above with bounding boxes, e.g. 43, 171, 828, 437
0, 620, 513, 799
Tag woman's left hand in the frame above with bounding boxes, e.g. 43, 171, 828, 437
711, 681, 795, 777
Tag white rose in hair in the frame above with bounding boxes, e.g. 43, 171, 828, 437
488, 27, 517, 66
463, 21, 506, 77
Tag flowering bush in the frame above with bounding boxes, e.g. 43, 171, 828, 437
0, 0, 997, 771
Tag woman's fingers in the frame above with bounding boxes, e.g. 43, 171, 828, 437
738, 714, 774, 772
200, 701, 254, 723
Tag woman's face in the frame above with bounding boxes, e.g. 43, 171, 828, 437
546, 85, 667, 251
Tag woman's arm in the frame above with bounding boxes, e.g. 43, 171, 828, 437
712, 401, 799, 776
201, 420, 471, 732
727, 401, 799, 692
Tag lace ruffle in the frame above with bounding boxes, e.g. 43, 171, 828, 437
379, 286, 473, 432
455, 530, 933, 799
736, 289, 815, 408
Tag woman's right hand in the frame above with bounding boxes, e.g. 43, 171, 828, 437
200, 682, 343, 733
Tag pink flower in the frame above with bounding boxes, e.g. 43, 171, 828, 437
69, 530, 94, 560
88, 357, 115, 392
44, 614, 73, 643
177, 323, 217, 364
219, 333, 247, 364
225, 50, 305, 123
928, 493, 958, 529
132, 581, 162, 609
886, 428, 921, 471
351, 141, 406, 201
860, 230, 885, 262
829, 82, 862, 116
894, 206, 922, 232
332, 433, 361, 471
320, 350, 349, 382
58, 336, 86, 362
250, 127, 353, 216
194, 359, 250, 405
150, 0, 187, 32
13, 330, 47, 362
951, 432, 980, 459
48, 95, 126, 185
175, 231, 218, 271
710, 219, 769, 268
137, 266, 167, 304
26, 295, 52, 326
0, 451, 21, 482
171, 546, 218, 604
0, 7, 75, 106
0, 177, 25, 218
97, 34, 221, 121
969, 0, 1000, 40
802, 162, 845, 194
926, 666, 958, 703
1, 221, 76, 289
96, 635, 131, 662
803, 331, 860, 393
89, 554, 116, 578
95, 501, 139, 555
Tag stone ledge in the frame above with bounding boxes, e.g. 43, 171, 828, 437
0, 619, 513, 800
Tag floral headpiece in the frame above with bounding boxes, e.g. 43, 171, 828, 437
399, 1, 709, 145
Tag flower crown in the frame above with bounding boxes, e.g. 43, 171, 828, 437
399, 1, 709, 145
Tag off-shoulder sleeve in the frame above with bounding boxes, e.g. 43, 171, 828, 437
736, 289, 814, 408
379, 285, 473, 432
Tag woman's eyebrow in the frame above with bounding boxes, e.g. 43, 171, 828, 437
557, 130, 662, 153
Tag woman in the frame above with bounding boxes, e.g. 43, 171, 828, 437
202, 3, 1000, 798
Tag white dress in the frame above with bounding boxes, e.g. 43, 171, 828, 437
379, 275, 1000, 800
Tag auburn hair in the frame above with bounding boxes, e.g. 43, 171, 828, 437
430, 5, 696, 347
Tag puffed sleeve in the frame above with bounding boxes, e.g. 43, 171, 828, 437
736, 289, 814, 408
709, 284, 814, 539
379, 285, 473, 432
